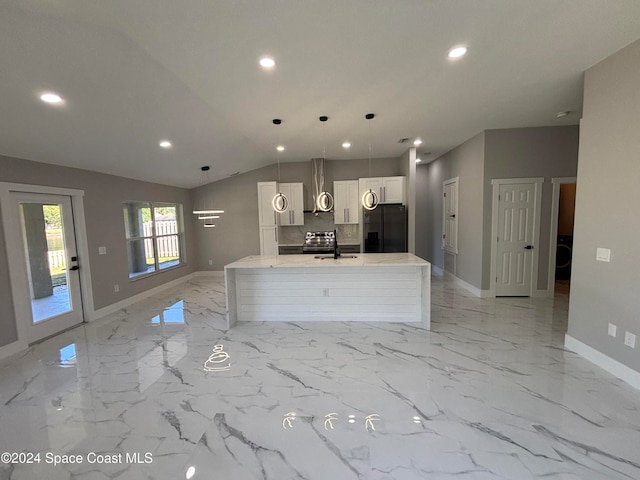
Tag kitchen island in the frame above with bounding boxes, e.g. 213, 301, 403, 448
224, 253, 430, 329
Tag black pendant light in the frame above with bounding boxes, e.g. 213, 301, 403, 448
361, 113, 379, 210
271, 118, 289, 213
315, 115, 334, 212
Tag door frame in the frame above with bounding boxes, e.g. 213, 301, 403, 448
547, 177, 577, 298
489, 177, 544, 297
0, 182, 94, 353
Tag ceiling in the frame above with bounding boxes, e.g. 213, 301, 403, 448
2, 1, 640, 188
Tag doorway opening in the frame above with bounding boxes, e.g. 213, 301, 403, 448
0, 183, 94, 352
548, 177, 577, 299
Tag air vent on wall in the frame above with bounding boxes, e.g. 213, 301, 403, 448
397, 138, 411, 144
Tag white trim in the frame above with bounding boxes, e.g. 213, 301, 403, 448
489, 177, 544, 298
0, 182, 94, 346
0, 339, 29, 362
442, 271, 491, 298
565, 334, 640, 391
192, 270, 224, 278
89, 271, 199, 320
547, 177, 577, 298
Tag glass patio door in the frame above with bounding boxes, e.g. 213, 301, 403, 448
12, 192, 83, 343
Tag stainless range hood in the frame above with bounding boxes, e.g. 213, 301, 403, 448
310, 157, 334, 213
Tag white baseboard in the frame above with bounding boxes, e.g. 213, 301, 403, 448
89, 272, 199, 321
565, 334, 640, 391
431, 265, 444, 276
443, 271, 490, 298
0, 339, 29, 362
193, 270, 224, 278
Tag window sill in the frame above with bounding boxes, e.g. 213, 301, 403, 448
129, 262, 186, 282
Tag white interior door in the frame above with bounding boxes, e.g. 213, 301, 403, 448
443, 177, 459, 254
496, 183, 536, 296
9, 193, 84, 343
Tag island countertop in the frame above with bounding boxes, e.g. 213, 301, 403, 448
225, 253, 429, 269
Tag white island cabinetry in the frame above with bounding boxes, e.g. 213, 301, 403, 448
224, 253, 430, 329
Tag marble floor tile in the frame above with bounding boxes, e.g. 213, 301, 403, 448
0, 275, 639, 479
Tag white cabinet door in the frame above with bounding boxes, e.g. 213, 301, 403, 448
257, 182, 278, 226
259, 226, 278, 255
278, 183, 304, 226
359, 177, 405, 204
382, 177, 405, 204
360, 177, 383, 202
334, 180, 359, 224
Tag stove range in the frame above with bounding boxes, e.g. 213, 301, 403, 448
302, 231, 336, 254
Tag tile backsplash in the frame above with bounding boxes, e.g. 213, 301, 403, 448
279, 212, 359, 245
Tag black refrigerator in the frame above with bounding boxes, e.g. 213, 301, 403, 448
363, 204, 408, 253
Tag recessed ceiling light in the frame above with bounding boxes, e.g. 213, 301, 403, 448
416, 158, 421, 163
556, 111, 570, 118
342, 142, 351, 149
259, 56, 276, 69
413, 138, 423, 146
40, 92, 63, 104
448, 46, 467, 59
276, 145, 285, 152
159, 140, 172, 148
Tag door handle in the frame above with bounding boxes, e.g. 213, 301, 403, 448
524, 245, 533, 250
69, 265, 79, 271
383, 186, 386, 201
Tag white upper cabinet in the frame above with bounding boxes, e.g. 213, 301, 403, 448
257, 181, 278, 226
334, 180, 359, 224
277, 183, 304, 226
358, 176, 405, 204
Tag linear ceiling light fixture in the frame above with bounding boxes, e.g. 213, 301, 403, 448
193, 165, 225, 227
361, 113, 379, 211
271, 119, 289, 213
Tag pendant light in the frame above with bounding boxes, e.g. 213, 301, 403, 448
315, 115, 334, 212
361, 113, 379, 210
193, 165, 225, 227
271, 118, 289, 213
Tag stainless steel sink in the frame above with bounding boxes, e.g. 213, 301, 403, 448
314, 255, 358, 260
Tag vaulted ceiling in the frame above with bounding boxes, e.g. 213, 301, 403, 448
2, 1, 640, 187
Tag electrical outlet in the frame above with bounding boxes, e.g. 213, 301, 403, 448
624, 332, 636, 348
114, 284, 119, 293
608, 323, 617, 337
98, 246, 107, 255
208, 259, 213, 265
596, 247, 611, 262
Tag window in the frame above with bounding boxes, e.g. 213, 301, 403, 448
123, 202, 184, 278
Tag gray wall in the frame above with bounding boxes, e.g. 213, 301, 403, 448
419, 132, 486, 288
483, 126, 579, 290
194, 157, 403, 270
0, 155, 196, 347
568, 39, 640, 373
415, 165, 430, 261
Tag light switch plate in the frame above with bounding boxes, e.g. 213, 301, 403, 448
98, 246, 107, 255
624, 332, 636, 348
596, 247, 611, 262
608, 323, 617, 337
